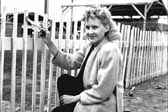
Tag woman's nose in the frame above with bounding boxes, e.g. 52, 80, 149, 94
87, 28, 94, 34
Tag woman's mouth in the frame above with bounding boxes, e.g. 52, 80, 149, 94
88, 34, 97, 38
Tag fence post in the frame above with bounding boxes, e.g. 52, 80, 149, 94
0, 7, 6, 112
31, 12, 39, 112
47, 19, 56, 112
21, 10, 28, 112
125, 26, 134, 88
10, 8, 18, 112
39, 14, 48, 112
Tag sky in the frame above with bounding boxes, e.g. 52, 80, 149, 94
1, 0, 86, 21
2, 0, 45, 13
1, 0, 168, 23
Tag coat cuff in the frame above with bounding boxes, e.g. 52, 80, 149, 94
52, 50, 59, 64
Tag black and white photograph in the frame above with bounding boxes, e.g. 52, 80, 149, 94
0, 0, 168, 112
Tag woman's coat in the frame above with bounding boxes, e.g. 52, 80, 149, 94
52, 38, 122, 112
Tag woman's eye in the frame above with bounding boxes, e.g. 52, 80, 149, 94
92, 26, 98, 29
85, 25, 90, 30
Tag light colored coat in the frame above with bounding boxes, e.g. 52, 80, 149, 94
52, 38, 123, 112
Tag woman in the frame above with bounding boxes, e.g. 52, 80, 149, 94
39, 6, 122, 112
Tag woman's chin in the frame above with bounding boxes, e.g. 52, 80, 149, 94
88, 39, 97, 43
89, 40, 97, 44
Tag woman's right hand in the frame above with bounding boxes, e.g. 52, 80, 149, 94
38, 30, 47, 38
38, 30, 51, 44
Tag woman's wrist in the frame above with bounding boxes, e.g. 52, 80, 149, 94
75, 95, 80, 102
42, 38, 52, 45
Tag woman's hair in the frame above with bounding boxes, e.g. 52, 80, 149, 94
82, 6, 121, 41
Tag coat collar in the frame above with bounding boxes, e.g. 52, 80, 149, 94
90, 38, 109, 51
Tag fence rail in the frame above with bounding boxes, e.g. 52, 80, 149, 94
0, 9, 168, 112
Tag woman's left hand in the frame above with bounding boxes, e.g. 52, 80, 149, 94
60, 95, 80, 105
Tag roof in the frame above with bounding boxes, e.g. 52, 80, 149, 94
62, 0, 168, 17
108, 0, 167, 16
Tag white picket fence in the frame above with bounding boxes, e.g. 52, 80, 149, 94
0, 8, 168, 112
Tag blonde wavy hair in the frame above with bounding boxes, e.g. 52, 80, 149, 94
82, 6, 121, 41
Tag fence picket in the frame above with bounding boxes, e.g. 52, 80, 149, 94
31, 12, 39, 112
125, 26, 134, 88
39, 14, 48, 112
47, 19, 56, 112
21, 10, 28, 112
10, 8, 18, 112
0, 7, 6, 112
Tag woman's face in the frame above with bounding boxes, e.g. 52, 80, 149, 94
85, 18, 109, 44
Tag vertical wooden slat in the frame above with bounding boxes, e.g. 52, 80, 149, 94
163, 32, 168, 74
160, 32, 164, 75
141, 30, 145, 81
135, 27, 139, 84
140, 30, 145, 82
145, 31, 148, 79
142, 30, 146, 81
125, 26, 134, 88
131, 27, 137, 85
156, 32, 159, 76
121, 25, 131, 88
142, 31, 146, 81
39, 14, 48, 112
134, 27, 138, 83
137, 28, 141, 83
152, 31, 155, 77
0, 7, 6, 112
154, 31, 157, 76
150, 31, 154, 78
136, 28, 141, 83
10, 8, 18, 112
159, 32, 162, 75
132, 27, 138, 84
144, 31, 148, 80
120, 23, 126, 77
149, 31, 152, 79
31, 12, 39, 112
157, 32, 160, 75
121, 24, 127, 87
146, 31, 150, 79
147, 31, 150, 78
47, 20, 56, 112
21, 10, 28, 112
135, 28, 139, 83
139, 30, 142, 82
125, 25, 132, 87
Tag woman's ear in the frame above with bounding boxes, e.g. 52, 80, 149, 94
105, 25, 110, 32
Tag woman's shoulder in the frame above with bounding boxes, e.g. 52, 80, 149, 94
98, 40, 121, 58
101, 41, 120, 52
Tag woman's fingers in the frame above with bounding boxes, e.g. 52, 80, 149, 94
38, 30, 46, 38
60, 96, 64, 105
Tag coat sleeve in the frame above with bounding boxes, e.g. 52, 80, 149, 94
80, 44, 122, 104
52, 45, 88, 70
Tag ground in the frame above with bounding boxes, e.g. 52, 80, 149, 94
124, 73, 168, 112
2, 73, 167, 112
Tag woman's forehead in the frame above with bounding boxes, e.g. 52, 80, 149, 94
85, 18, 102, 25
